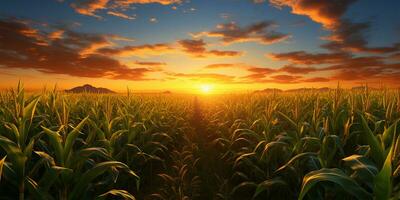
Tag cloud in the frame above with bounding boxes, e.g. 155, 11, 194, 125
321, 20, 400, 53
48, 30, 65, 40
134, 61, 166, 66
0, 18, 157, 81
70, 0, 181, 19
268, 51, 351, 65
97, 43, 174, 57
194, 21, 290, 45
278, 65, 317, 74
303, 77, 330, 82
253, 0, 266, 3
330, 67, 384, 81
268, 1, 400, 54
204, 63, 236, 69
243, 66, 276, 80
114, 0, 181, 6
71, 0, 109, 18
269, 74, 302, 83
202, 63, 330, 83
269, 0, 356, 29
324, 56, 384, 70
178, 39, 242, 57
241, 73, 331, 84
169, 72, 236, 83
149, 17, 158, 23
107, 11, 136, 19
390, 53, 400, 60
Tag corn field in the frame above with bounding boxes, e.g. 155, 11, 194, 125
0, 83, 400, 200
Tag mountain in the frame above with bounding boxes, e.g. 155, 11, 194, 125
254, 88, 283, 93
65, 84, 115, 94
162, 90, 172, 94
351, 86, 378, 91
286, 87, 331, 92
256, 87, 331, 93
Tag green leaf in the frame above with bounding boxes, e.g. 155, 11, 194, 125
230, 181, 257, 196
253, 177, 288, 198
23, 95, 40, 122
0, 156, 6, 182
4, 122, 20, 143
342, 155, 378, 188
277, 111, 298, 130
275, 152, 318, 174
69, 161, 139, 200
0, 136, 22, 155
0, 136, 26, 179
299, 168, 372, 200
359, 113, 385, 166
24, 138, 35, 157
25, 176, 52, 200
96, 189, 136, 200
382, 120, 398, 148
374, 135, 396, 200
64, 116, 89, 161
42, 126, 64, 165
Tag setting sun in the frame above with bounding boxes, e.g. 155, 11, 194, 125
200, 84, 213, 94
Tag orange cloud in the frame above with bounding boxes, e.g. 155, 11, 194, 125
71, 0, 109, 18
268, 1, 400, 54
303, 77, 330, 82
195, 21, 289, 45
268, 51, 351, 65
134, 61, 166, 67
269, 0, 356, 29
48, 30, 65, 40
97, 43, 174, 57
278, 65, 317, 74
107, 11, 136, 19
70, 0, 181, 19
178, 39, 242, 57
204, 63, 236, 69
0, 18, 157, 81
114, 0, 181, 6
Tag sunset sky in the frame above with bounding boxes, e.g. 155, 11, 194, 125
1, 0, 400, 93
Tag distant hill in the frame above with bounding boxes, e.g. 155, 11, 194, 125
254, 88, 283, 93
286, 87, 331, 92
65, 84, 115, 94
162, 90, 172, 94
351, 86, 378, 91
255, 87, 331, 93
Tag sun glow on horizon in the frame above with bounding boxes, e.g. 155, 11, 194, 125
200, 84, 214, 94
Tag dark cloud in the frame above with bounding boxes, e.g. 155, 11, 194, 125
303, 77, 330, 82
97, 43, 174, 57
278, 65, 317, 74
195, 21, 290, 45
178, 39, 242, 57
0, 18, 157, 81
269, 1, 400, 54
269, 74, 302, 83
269, 0, 356, 29
321, 20, 400, 53
268, 51, 351, 65
134, 61, 166, 66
